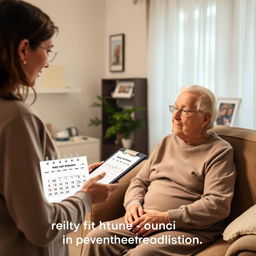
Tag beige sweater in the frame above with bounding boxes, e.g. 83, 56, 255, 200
0, 98, 91, 256
124, 133, 236, 235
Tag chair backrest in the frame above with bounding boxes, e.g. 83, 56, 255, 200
212, 126, 256, 223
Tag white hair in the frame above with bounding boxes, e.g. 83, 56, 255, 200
178, 85, 217, 130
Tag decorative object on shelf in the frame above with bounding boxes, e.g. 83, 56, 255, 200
215, 98, 241, 126
66, 127, 79, 137
54, 130, 70, 141
109, 34, 125, 72
54, 127, 80, 142
89, 96, 144, 147
112, 80, 134, 98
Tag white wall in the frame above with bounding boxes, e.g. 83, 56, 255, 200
27, 0, 105, 138
104, 0, 148, 78
25, 0, 148, 139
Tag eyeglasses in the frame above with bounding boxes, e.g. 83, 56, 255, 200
39, 46, 57, 62
169, 105, 201, 116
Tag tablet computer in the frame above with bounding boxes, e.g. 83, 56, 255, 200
89, 148, 147, 184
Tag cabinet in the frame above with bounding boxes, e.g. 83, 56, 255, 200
54, 136, 100, 164
101, 78, 148, 159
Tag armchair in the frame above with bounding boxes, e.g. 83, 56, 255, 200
69, 126, 256, 256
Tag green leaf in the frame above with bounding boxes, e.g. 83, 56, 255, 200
88, 96, 145, 138
88, 117, 102, 126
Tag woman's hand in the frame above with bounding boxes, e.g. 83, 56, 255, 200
88, 161, 104, 173
124, 205, 144, 225
81, 173, 119, 204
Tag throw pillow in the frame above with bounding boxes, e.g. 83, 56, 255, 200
223, 205, 256, 242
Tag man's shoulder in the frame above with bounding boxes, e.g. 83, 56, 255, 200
154, 134, 174, 148
209, 132, 233, 150
203, 133, 234, 162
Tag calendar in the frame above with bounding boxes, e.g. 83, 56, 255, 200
40, 156, 89, 203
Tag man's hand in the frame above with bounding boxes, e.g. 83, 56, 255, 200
131, 209, 169, 237
124, 205, 144, 225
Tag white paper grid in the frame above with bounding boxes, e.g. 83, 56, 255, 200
40, 156, 89, 203
89, 150, 140, 184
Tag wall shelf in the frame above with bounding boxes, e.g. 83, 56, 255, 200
31, 87, 81, 94
101, 78, 148, 159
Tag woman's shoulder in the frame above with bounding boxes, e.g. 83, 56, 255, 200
0, 98, 41, 129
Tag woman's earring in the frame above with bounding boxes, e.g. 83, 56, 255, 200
23, 60, 27, 65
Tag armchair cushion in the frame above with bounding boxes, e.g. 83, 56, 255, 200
223, 205, 256, 242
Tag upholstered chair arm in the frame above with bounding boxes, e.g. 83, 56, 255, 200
225, 235, 256, 256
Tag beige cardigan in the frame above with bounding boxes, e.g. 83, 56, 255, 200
0, 98, 91, 256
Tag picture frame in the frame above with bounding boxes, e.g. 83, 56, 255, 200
112, 81, 134, 98
109, 34, 125, 72
215, 98, 241, 126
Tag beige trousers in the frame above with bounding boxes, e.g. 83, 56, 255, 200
82, 217, 215, 256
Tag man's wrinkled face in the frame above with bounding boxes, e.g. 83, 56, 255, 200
172, 91, 209, 141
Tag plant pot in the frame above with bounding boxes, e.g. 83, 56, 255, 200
115, 133, 122, 145
121, 137, 133, 149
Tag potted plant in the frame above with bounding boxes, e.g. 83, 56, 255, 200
89, 96, 144, 148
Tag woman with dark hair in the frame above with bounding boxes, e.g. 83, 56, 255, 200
0, 1, 118, 255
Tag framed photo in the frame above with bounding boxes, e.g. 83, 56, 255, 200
109, 34, 125, 72
112, 81, 134, 98
215, 98, 241, 126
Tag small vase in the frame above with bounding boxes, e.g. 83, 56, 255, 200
121, 137, 133, 149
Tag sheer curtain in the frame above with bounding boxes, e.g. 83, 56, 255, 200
148, 0, 256, 151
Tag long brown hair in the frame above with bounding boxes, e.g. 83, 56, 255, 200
0, 0, 58, 101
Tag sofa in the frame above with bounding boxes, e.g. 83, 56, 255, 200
69, 126, 256, 256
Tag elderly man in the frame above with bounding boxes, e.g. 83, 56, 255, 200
83, 85, 236, 256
